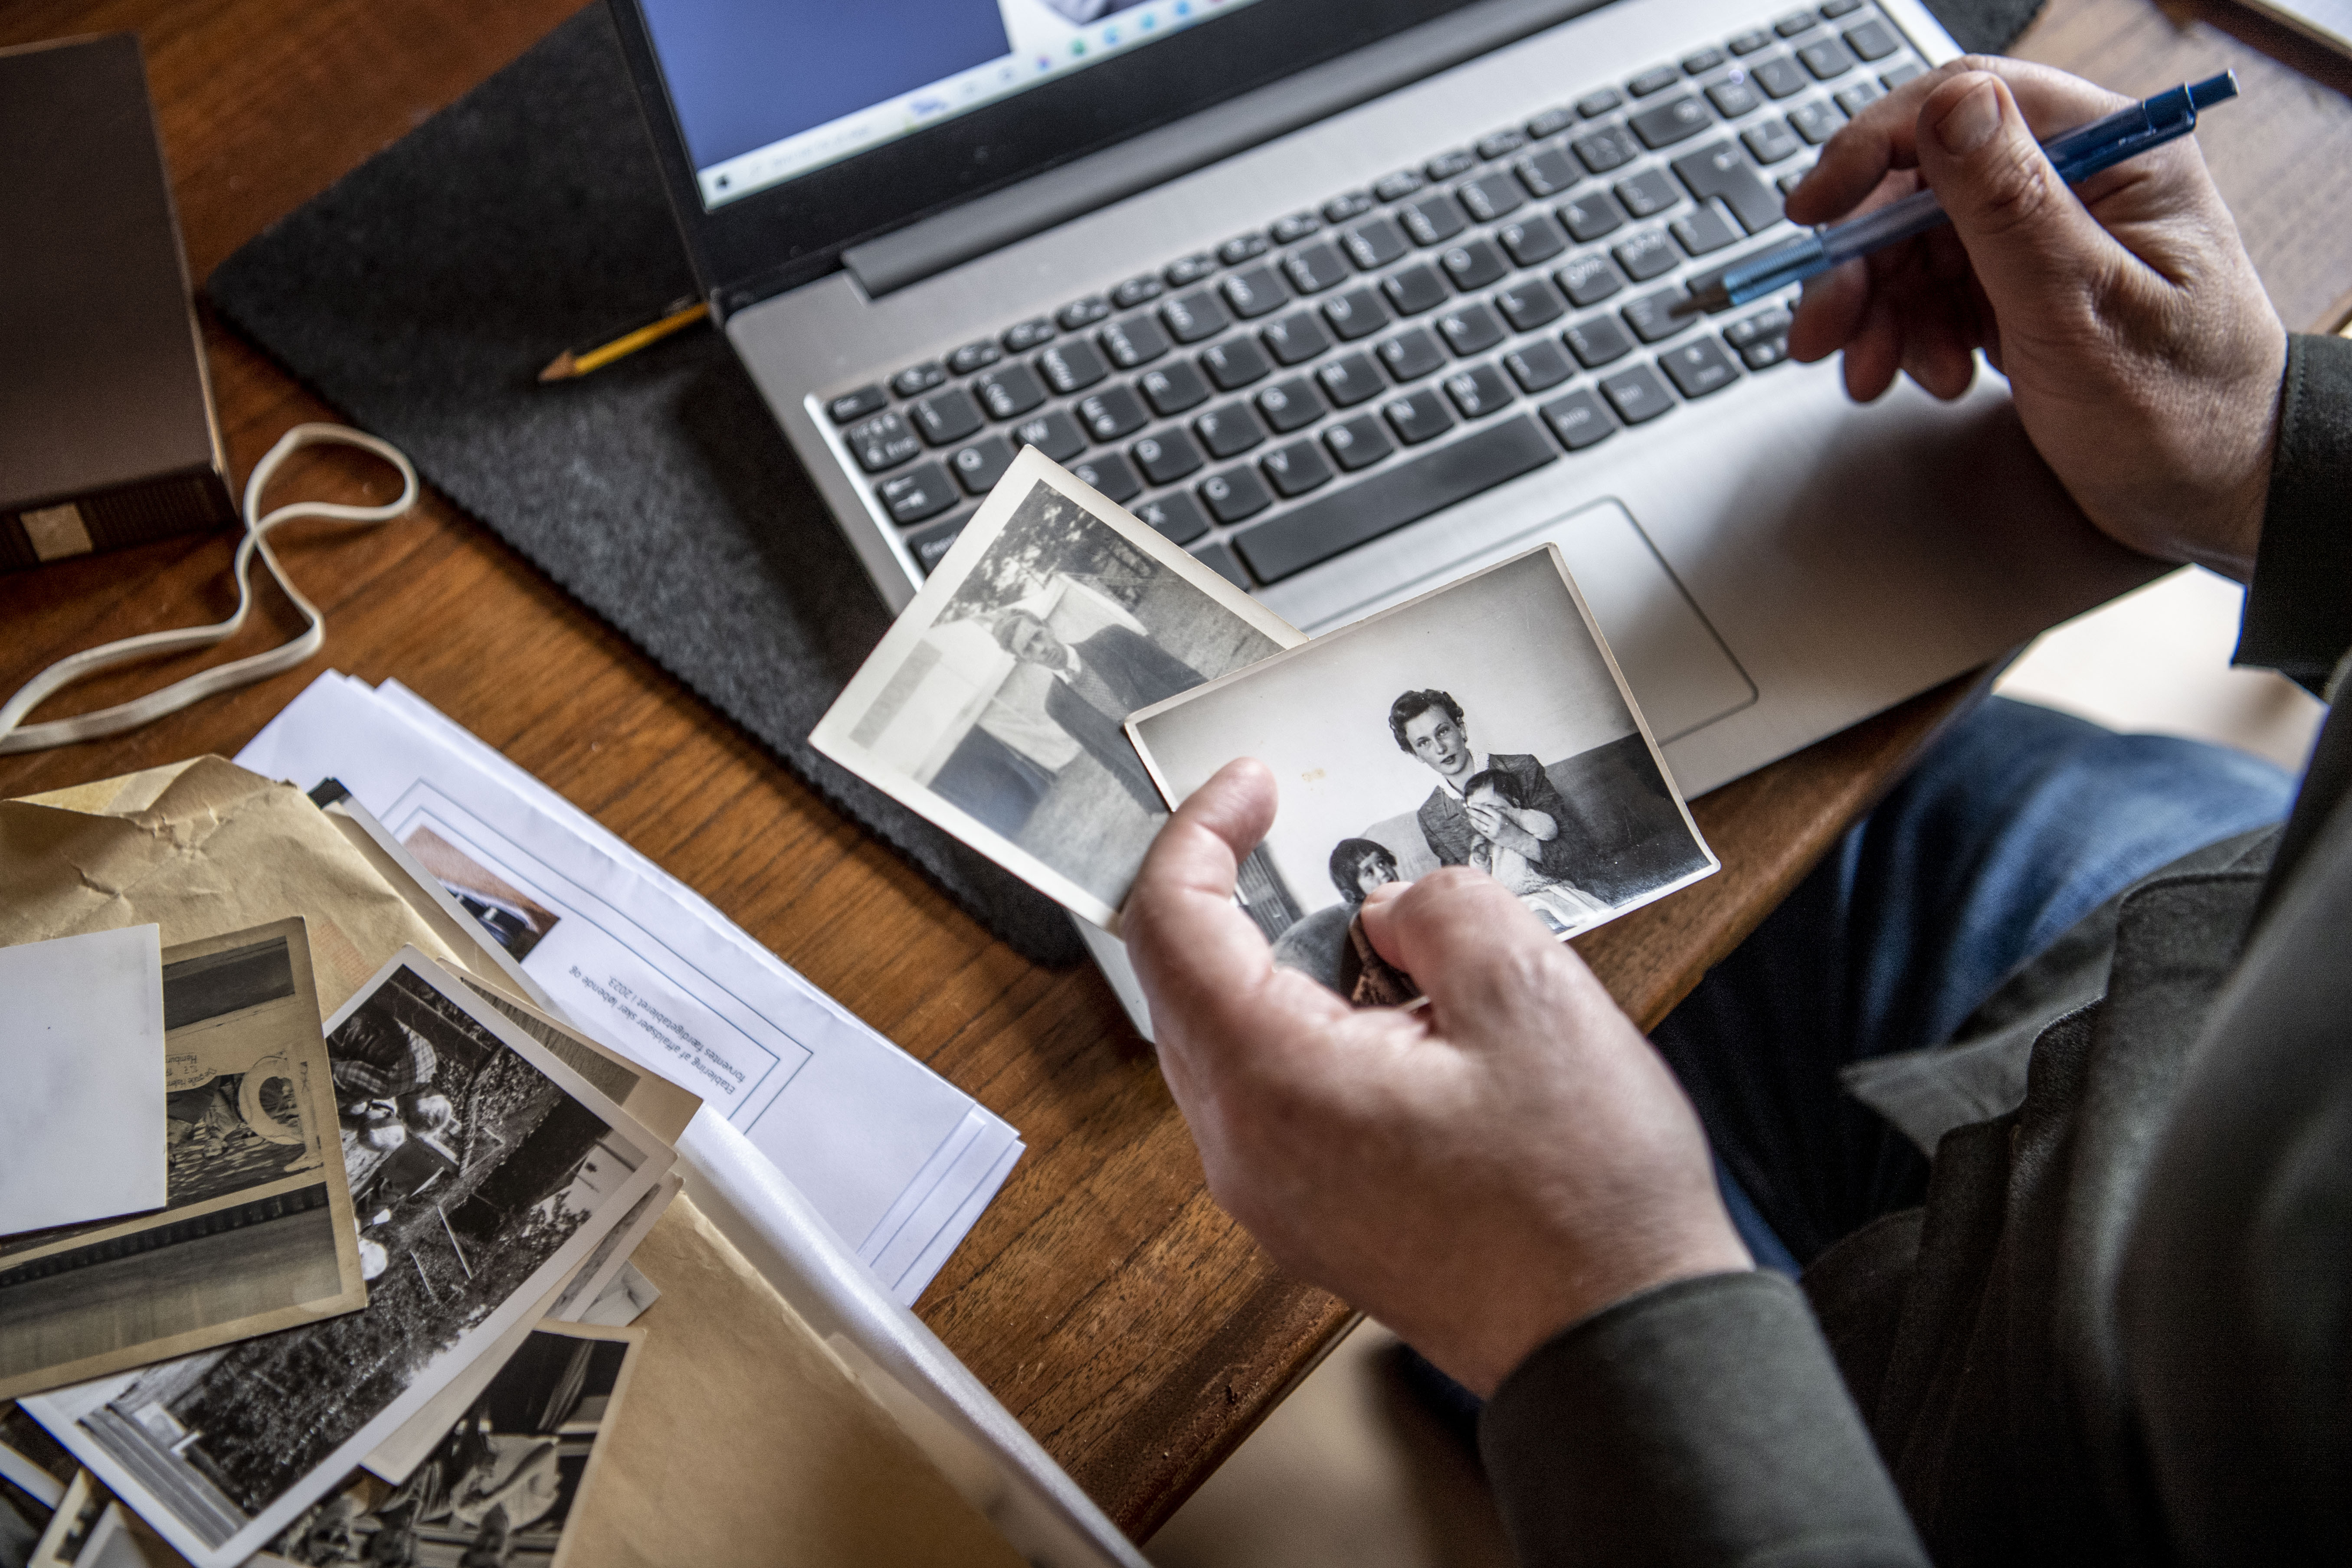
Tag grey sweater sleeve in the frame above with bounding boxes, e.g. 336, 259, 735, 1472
1479, 1272, 1927, 1568
2236, 332, 2352, 693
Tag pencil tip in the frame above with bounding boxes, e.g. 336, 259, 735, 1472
537, 352, 577, 383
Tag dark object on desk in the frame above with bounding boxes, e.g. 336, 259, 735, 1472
205, 5, 1083, 967
0, 34, 234, 573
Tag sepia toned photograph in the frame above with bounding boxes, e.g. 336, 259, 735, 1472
812, 446, 1304, 928
0, 922, 366, 1401
24, 950, 669, 1568
1128, 547, 1718, 997
262, 1322, 641, 1568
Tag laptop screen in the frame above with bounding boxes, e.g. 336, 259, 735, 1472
641, 0, 1274, 210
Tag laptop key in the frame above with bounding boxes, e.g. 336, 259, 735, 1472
1341, 215, 1411, 270
975, 363, 1047, 419
1439, 237, 1510, 291
1011, 408, 1087, 461
1835, 82, 1882, 117
1003, 317, 1055, 351
1559, 190, 1628, 242
1200, 465, 1274, 523
1499, 211, 1570, 266
1515, 147, 1582, 199
1378, 326, 1447, 383
1398, 193, 1470, 247
1138, 491, 1211, 544
1133, 428, 1207, 483
1195, 400, 1268, 457
1201, 337, 1272, 390
1540, 387, 1617, 449
1317, 351, 1387, 407
1079, 384, 1149, 440
1558, 251, 1628, 307
911, 387, 983, 445
1219, 232, 1272, 265
1191, 539, 1252, 586
1321, 285, 1392, 340
1038, 340, 1109, 394
1437, 301, 1508, 357
1613, 228, 1678, 281
1112, 275, 1164, 308
1223, 264, 1291, 319
1882, 61, 1924, 89
1526, 107, 1576, 139
1630, 95, 1712, 149
1614, 168, 1682, 218
1283, 241, 1352, 295
904, 511, 969, 575
1162, 289, 1232, 343
1743, 118, 1802, 164
1384, 387, 1457, 444
1165, 252, 1218, 286
1505, 338, 1575, 391
1659, 337, 1743, 398
1261, 310, 1333, 365
1272, 211, 1322, 243
1058, 296, 1111, 329
1261, 439, 1335, 497
1071, 451, 1143, 503
1425, 148, 1477, 180
949, 340, 1001, 374
848, 412, 921, 472
829, 384, 887, 423
1140, 359, 1212, 415
1672, 201, 1745, 257
1323, 190, 1376, 222
1323, 412, 1394, 470
1599, 362, 1677, 423
1730, 27, 1772, 53
1099, 312, 1173, 369
1445, 362, 1515, 418
1256, 376, 1326, 432
1622, 286, 1694, 343
881, 463, 958, 523
1232, 415, 1557, 583
1496, 275, 1568, 331
1753, 55, 1809, 97
1775, 10, 1819, 36
1707, 77, 1762, 119
1565, 311, 1634, 367
893, 362, 947, 396
1725, 305, 1794, 367
1456, 174, 1526, 223
1789, 101, 1843, 144
1373, 263, 1448, 315
1628, 64, 1681, 96
1683, 46, 1727, 74
1577, 87, 1624, 118
1572, 124, 1640, 174
1821, 0, 1864, 14
1475, 128, 1527, 160
1844, 19, 1900, 59
1374, 169, 1425, 201
950, 435, 1016, 494
1799, 38, 1854, 78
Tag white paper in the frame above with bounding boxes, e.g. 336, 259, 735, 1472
0, 927, 167, 1236
238, 673, 1020, 1303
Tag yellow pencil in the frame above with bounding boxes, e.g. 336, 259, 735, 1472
538, 299, 711, 382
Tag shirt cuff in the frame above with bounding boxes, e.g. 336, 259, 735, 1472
1478, 1271, 1926, 1568
2237, 333, 2352, 694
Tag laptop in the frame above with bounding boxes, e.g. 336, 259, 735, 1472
609, 0, 2152, 1008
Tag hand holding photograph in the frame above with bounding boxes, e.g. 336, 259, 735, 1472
811, 446, 1304, 930
21, 949, 673, 1568
1126, 547, 1718, 998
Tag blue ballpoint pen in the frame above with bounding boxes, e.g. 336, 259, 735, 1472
1677, 71, 2240, 316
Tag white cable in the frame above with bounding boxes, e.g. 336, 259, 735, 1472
0, 424, 419, 755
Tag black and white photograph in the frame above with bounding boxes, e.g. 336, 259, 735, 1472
811, 446, 1304, 928
0, 922, 367, 1401
1127, 547, 1718, 996
22, 949, 670, 1568
262, 1323, 641, 1568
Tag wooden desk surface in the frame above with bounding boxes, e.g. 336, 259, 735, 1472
4, 0, 2346, 1539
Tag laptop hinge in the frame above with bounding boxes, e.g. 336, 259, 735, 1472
842, 0, 1611, 300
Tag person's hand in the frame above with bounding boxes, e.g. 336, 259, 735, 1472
1784, 57, 2286, 578
1122, 760, 1751, 1397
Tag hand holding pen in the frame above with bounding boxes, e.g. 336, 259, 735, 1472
1774, 59, 2286, 579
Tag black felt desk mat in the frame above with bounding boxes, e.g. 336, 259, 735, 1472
205, 0, 2039, 972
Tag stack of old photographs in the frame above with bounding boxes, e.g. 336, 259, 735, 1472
813, 446, 1717, 1002
3, 909, 677, 1568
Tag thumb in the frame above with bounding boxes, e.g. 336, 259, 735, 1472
1914, 71, 2128, 325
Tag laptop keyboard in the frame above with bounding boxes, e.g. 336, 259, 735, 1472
822, 0, 1927, 591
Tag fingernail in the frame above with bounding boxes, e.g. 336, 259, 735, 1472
1933, 79, 2002, 156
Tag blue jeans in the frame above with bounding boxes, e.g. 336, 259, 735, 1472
1654, 697, 2296, 1271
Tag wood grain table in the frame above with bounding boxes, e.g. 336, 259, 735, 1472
4, 0, 2347, 1540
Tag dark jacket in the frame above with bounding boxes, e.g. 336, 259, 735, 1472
1479, 332, 2352, 1566
1418, 753, 1592, 884
1042, 625, 1203, 812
